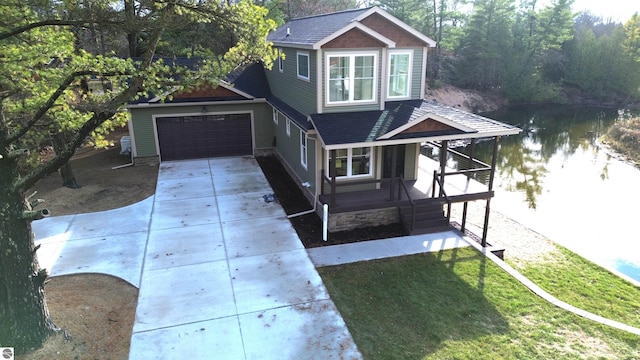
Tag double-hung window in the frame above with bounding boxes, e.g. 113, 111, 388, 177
388, 51, 412, 99
327, 52, 377, 105
297, 52, 309, 80
327, 147, 372, 178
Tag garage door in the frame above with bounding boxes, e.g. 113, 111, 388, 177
156, 114, 252, 161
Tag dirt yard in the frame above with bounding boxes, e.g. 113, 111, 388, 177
23, 128, 158, 359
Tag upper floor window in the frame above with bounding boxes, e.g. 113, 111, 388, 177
286, 118, 291, 136
278, 48, 284, 72
388, 51, 412, 99
326, 147, 372, 178
272, 108, 279, 124
326, 52, 377, 105
297, 51, 309, 80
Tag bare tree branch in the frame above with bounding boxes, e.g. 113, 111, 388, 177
0, 20, 122, 41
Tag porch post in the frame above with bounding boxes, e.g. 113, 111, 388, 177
461, 202, 468, 232
482, 136, 500, 246
467, 139, 476, 179
462, 139, 476, 233
390, 145, 397, 201
439, 140, 448, 197
330, 149, 337, 207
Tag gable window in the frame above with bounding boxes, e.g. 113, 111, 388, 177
388, 51, 412, 99
278, 48, 284, 72
327, 52, 377, 105
300, 131, 308, 169
286, 118, 291, 136
327, 147, 372, 178
297, 52, 309, 80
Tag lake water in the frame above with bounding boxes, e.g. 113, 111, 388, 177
437, 105, 640, 282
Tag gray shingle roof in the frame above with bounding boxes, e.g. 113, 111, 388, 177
267, 96, 311, 131
310, 100, 521, 147
267, 8, 370, 46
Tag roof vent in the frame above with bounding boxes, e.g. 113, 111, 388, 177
286, 27, 290, 36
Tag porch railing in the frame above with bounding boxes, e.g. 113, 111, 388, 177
431, 170, 452, 224
321, 171, 403, 208
398, 175, 416, 231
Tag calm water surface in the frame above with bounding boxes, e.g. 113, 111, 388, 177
439, 105, 640, 282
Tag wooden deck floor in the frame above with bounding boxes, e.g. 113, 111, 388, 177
320, 155, 493, 213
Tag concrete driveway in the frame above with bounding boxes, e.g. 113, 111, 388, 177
34, 157, 361, 360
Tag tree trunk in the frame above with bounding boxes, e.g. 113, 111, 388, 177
124, 0, 138, 57
51, 132, 81, 189
0, 156, 57, 353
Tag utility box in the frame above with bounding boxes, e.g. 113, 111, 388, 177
120, 136, 131, 155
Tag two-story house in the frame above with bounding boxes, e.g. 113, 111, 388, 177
126, 7, 520, 243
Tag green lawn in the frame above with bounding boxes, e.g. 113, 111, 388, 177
318, 247, 640, 359
517, 246, 640, 329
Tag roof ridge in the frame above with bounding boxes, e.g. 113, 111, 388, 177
288, 6, 371, 22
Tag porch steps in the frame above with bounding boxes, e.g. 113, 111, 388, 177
398, 200, 452, 235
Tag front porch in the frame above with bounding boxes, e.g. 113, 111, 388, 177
319, 139, 501, 244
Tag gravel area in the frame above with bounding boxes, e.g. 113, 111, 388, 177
449, 201, 560, 269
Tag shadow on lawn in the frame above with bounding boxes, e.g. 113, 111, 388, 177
318, 248, 508, 358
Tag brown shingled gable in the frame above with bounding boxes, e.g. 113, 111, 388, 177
322, 27, 388, 49
173, 83, 241, 99
360, 13, 427, 47
400, 118, 455, 135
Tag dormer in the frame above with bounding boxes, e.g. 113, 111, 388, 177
266, 7, 436, 115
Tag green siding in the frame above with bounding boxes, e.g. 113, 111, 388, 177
129, 102, 273, 158
403, 144, 418, 179
273, 110, 315, 191
266, 47, 317, 115
410, 48, 424, 100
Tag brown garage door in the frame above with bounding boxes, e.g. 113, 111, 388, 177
156, 114, 252, 161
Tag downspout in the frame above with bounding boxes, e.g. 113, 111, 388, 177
287, 182, 317, 218
287, 199, 317, 218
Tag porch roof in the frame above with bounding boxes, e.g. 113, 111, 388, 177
309, 100, 521, 149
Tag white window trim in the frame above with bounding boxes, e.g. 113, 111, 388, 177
278, 48, 284, 72
325, 147, 373, 179
297, 51, 310, 81
286, 118, 291, 136
325, 51, 378, 106
387, 50, 413, 100
272, 108, 279, 124
300, 131, 308, 169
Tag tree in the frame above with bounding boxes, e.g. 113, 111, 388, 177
563, 13, 640, 100
505, 0, 574, 101
0, 0, 276, 352
450, 0, 516, 89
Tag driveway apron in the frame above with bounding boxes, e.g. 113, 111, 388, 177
129, 157, 361, 359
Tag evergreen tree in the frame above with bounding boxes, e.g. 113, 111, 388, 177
0, 0, 276, 352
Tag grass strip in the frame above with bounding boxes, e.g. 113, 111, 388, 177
318, 248, 640, 359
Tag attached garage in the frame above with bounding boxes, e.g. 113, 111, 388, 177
156, 113, 253, 161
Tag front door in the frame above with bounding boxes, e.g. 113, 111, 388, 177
383, 145, 405, 178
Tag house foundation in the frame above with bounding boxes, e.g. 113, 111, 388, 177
328, 207, 399, 232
